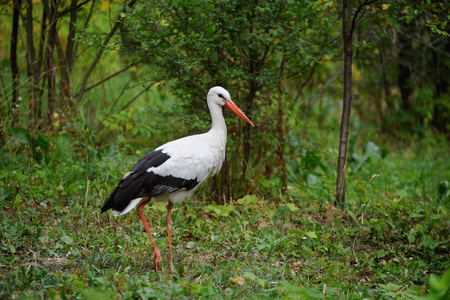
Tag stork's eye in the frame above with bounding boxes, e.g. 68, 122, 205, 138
218, 93, 224, 99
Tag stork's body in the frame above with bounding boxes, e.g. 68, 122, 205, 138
101, 87, 254, 271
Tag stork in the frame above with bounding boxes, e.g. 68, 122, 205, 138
101, 86, 254, 271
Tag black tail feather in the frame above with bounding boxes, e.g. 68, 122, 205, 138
100, 187, 118, 213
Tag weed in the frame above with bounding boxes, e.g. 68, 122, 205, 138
1, 104, 449, 299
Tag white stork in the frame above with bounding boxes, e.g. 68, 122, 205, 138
101, 86, 254, 271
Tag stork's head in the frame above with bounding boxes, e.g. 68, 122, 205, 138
208, 86, 254, 127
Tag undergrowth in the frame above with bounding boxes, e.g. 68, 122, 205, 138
1, 117, 449, 299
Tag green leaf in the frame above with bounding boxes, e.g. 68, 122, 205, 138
289, 229, 303, 236
74, 280, 84, 289
39, 236, 49, 244
408, 232, 416, 243
285, 203, 299, 212
61, 235, 73, 245
429, 269, 450, 297
55, 133, 70, 148
379, 282, 402, 292
9, 127, 31, 145
237, 194, 259, 205
0, 188, 10, 201
13, 194, 21, 207
117, 135, 126, 143
267, 209, 277, 218
364, 141, 381, 158
257, 278, 266, 288
7, 245, 16, 254
242, 272, 257, 280
203, 204, 235, 217
289, 247, 303, 253
306, 231, 318, 239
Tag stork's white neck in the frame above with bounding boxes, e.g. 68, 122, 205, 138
207, 101, 227, 138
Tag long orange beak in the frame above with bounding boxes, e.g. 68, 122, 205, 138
225, 99, 255, 127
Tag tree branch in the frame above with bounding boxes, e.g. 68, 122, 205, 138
73, 58, 146, 98
350, 0, 379, 36
76, 0, 138, 103
117, 79, 162, 113
58, 0, 91, 18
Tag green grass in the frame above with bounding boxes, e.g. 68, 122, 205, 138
1, 94, 450, 299
1, 127, 449, 299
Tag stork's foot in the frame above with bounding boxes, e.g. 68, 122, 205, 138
150, 248, 161, 272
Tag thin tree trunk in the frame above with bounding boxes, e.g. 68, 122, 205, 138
66, 0, 78, 72
24, 0, 40, 107
276, 56, 287, 191
397, 30, 413, 112
57, 0, 81, 108
377, 45, 388, 124
241, 82, 258, 179
335, 0, 377, 206
56, 33, 69, 96
335, 0, 353, 207
431, 40, 450, 135
35, 4, 48, 120
43, 0, 59, 124
10, 0, 22, 125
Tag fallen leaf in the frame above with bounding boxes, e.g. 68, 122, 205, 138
229, 276, 245, 286
185, 241, 196, 249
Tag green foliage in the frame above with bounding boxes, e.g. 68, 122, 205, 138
1, 1, 449, 299
426, 269, 450, 300
127, 0, 336, 99
1, 120, 449, 298
350, 0, 450, 137
9, 127, 51, 164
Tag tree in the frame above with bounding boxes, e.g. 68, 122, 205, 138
336, 0, 377, 207
346, 0, 450, 137
388, 1, 450, 136
334, 0, 450, 206
125, 0, 337, 201
1, 0, 151, 127
10, 0, 21, 125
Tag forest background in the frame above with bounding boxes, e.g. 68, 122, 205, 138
0, 0, 449, 299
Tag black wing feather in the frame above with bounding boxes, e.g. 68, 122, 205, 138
101, 149, 199, 213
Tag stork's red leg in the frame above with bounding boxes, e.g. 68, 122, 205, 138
136, 200, 161, 272
166, 201, 174, 271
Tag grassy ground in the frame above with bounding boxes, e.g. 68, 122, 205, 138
1, 115, 449, 299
